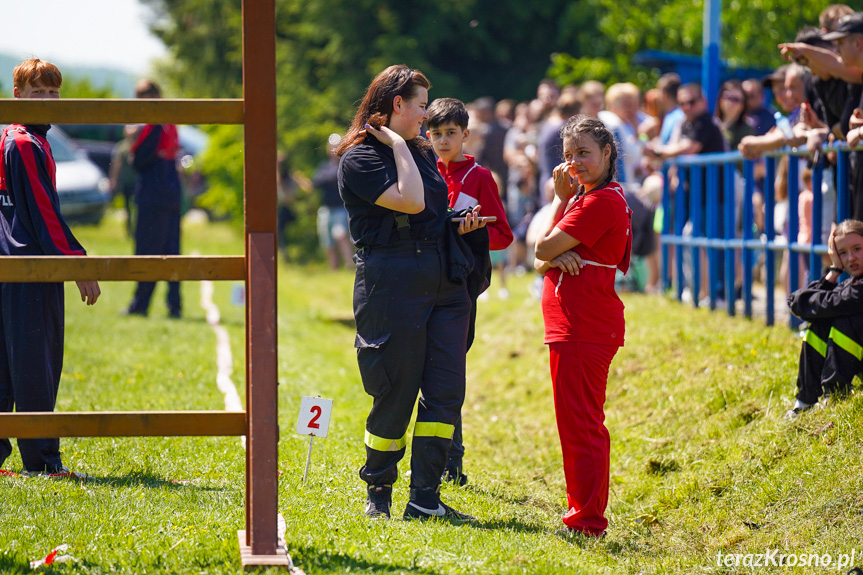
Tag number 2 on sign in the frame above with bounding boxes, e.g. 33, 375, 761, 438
308, 405, 322, 429
297, 396, 333, 438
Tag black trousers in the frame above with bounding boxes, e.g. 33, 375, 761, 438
446, 300, 479, 470
354, 240, 470, 489
0, 282, 65, 472
796, 314, 863, 404
129, 205, 181, 314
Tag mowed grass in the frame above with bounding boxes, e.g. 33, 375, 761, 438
2, 212, 862, 574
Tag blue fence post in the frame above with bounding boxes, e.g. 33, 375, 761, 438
765, 157, 776, 327
705, 164, 719, 309
691, 165, 703, 307
661, 165, 671, 290
675, 166, 688, 301
837, 148, 849, 223
743, 159, 754, 318
723, 162, 736, 316
787, 156, 801, 329
703, 0, 721, 114
810, 158, 824, 282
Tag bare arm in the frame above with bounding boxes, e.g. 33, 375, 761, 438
650, 137, 702, 159
738, 127, 805, 160
779, 43, 863, 84
365, 125, 425, 214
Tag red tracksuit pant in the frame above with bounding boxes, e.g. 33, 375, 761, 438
548, 341, 618, 535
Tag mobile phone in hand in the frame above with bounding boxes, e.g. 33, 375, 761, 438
451, 216, 497, 223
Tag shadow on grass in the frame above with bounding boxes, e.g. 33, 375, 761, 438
291, 544, 443, 574
0, 555, 27, 575
322, 315, 356, 330
459, 484, 562, 515
95, 470, 226, 491
468, 518, 548, 535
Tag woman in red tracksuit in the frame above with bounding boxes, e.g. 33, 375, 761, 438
534, 115, 631, 536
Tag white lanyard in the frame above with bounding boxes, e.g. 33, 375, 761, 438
460, 163, 479, 184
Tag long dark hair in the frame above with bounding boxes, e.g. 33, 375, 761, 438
559, 114, 618, 193
715, 79, 749, 125
336, 65, 431, 157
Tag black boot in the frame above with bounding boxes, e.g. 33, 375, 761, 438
365, 484, 392, 518
403, 486, 475, 522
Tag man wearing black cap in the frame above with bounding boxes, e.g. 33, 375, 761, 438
823, 13, 863, 220
780, 13, 863, 84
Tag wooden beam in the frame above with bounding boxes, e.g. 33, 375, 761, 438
0, 99, 244, 125
0, 255, 245, 282
243, 0, 279, 557
237, 531, 298, 572
0, 411, 246, 438
245, 232, 278, 555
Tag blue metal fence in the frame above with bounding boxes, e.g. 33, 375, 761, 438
660, 144, 853, 328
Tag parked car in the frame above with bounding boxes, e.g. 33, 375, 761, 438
55, 124, 124, 176
58, 123, 209, 210
45, 126, 112, 225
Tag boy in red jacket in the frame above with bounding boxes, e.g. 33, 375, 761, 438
427, 97, 513, 485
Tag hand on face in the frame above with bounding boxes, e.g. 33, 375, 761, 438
552, 160, 577, 200
828, 226, 843, 270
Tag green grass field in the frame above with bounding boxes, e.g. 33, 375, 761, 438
1, 213, 861, 574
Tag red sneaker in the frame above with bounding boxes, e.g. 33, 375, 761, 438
24, 466, 95, 480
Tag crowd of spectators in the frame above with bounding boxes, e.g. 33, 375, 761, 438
439, 3, 863, 301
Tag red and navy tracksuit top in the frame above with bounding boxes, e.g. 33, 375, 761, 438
131, 124, 182, 209
0, 124, 85, 256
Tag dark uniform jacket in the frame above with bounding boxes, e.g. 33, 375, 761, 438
788, 274, 863, 320
132, 124, 182, 209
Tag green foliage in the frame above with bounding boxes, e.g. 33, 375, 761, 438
142, 0, 243, 98
548, 53, 659, 91
60, 77, 121, 99
196, 125, 244, 220
551, 0, 852, 90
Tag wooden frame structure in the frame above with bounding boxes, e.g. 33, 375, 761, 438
0, 0, 285, 569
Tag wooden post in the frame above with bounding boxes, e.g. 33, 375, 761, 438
239, 0, 284, 567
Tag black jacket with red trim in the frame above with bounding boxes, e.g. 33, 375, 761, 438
0, 123, 85, 256
131, 124, 182, 209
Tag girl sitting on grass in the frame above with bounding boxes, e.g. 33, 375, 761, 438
785, 219, 863, 418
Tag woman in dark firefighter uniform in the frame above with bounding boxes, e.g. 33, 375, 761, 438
336, 65, 484, 521
786, 219, 863, 418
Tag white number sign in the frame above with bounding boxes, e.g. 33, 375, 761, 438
296, 396, 333, 438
